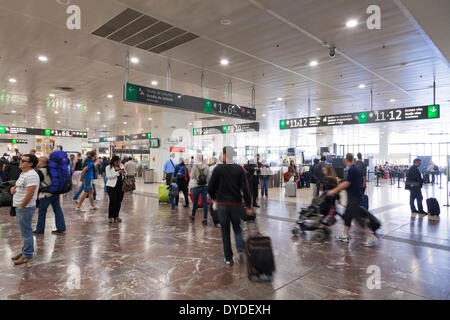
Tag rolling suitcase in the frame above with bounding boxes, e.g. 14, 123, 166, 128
360, 207, 381, 232
246, 222, 275, 282
360, 194, 369, 210
285, 181, 296, 197
209, 202, 220, 225
158, 185, 170, 203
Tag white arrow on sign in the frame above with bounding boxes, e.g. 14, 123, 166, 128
431, 106, 437, 112
323, 117, 327, 122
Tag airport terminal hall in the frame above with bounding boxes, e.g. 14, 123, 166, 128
0, 0, 449, 305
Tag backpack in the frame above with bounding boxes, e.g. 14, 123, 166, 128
197, 166, 207, 186
177, 166, 189, 181
169, 185, 179, 198
41, 151, 72, 194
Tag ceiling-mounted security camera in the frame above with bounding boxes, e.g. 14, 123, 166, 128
329, 46, 336, 58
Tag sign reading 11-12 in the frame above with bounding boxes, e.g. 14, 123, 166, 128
280, 105, 440, 130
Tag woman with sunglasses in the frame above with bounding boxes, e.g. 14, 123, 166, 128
105, 155, 126, 223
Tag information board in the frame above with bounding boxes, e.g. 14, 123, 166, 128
112, 148, 150, 155
125, 83, 256, 120
88, 132, 151, 144
0, 138, 28, 144
0, 126, 87, 138
280, 105, 440, 130
193, 122, 259, 136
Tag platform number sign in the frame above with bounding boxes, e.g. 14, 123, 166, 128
428, 105, 439, 118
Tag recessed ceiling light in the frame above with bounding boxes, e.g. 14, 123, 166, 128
277, 97, 283, 101
358, 84, 366, 89
151, 81, 158, 86
346, 19, 358, 28
54, 111, 59, 114
220, 19, 232, 25
11, 110, 16, 113
107, 94, 113, 99
148, 118, 152, 121
123, 122, 127, 124
49, 94, 55, 97
309, 60, 318, 66
122, 130, 125, 133
86, 128, 89, 130
262, 114, 266, 117
103, 125, 106, 127
390, 99, 396, 102
316, 108, 321, 110
220, 59, 229, 66
76, 103, 81, 107
189, 122, 192, 125
57, 121, 61, 123
130, 57, 139, 64
24, 120, 27, 123
8, 78, 16, 83
97, 111, 101, 115
38, 55, 48, 62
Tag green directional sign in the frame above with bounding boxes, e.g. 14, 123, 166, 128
428, 105, 439, 118
0, 126, 5, 134
358, 112, 368, 123
204, 99, 213, 114
193, 128, 197, 136
222, 125, 228, 133
12, 139, 16, 144
125, 83, 138, 102
280, 120, 286, 129
44, 129, 51, 136
147, 132, 151, 139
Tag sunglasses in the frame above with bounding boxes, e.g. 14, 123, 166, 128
20, 159, 31, 163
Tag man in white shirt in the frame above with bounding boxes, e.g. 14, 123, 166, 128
10, 154, 40, 265
124, 157, 138, 191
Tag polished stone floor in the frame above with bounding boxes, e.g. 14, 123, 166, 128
0, 178, 448, 300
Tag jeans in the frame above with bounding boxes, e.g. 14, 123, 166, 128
73, 182, 84, 201
35, 195, 66, 233
192, 185, 208, 220
217, 205, 245, 261
409, 188, 423, 212
260, 177, 269, 197
102, 172, 107, 191
169, 194, 178, 209
16, 207, 36, 258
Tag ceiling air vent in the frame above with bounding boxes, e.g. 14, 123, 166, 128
55, 87, 74, 92
92, 9, 199, 54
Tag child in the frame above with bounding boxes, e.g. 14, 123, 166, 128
167, 177, 179, 210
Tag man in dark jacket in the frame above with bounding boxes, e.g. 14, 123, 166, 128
244, 155, 261, 208
208, 146, 254, 266
313, 156, 326, 196
406, 158, 426, 217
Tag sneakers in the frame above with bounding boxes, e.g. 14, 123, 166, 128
411, 211, 418, 217
364, 237, 378, 247
418, 210, 427, 218
114, 218, 122, 223
109, 218, 114, 223
428, 215, 440, 221
75, 207, 86, 212
11, 253, 22, 261
215, 223, 221, 228
336, 234, 350, 243
14, 256, 32, 265
90, 206, 98, 210
224, 258, 233, 266
237, 252, 245, 264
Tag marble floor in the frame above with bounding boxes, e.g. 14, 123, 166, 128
0, 178, 448, 300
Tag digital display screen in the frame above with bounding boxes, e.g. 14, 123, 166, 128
0, 126, 87, 138
193, 122, 259, 136
88, 132, 151, 144
280, 105, 440, 130
125, 83, 256, 121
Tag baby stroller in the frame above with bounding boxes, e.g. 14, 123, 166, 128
292, 193, 339, 241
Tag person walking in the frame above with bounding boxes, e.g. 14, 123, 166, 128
163, 153, 178, 186
105, 155, 125, 223
174, 158, 190, 208
101, 157, 110, 191
190, 154, 210, 225
75, 151, 98, 212
260, 160, 271, 199
327, 153, 378, 247
34, 156, 66, 234
356, 153, 367, 194
167, 177, 179, 210
208, 146, 254, 266
244, 158, 260, 208
124, 157, 137, 193
10, 154, 40, 265
406, 158, 427, 217
72, 152, 83, 190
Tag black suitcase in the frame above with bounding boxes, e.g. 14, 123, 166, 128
426, 198, 440, 216
361, 209, 381, 232
246, 224, 276, 281
209, 203, 220, 224
360, 194, 369, 210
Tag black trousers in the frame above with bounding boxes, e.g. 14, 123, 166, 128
165, 173, 173, 186
106, 185, 124, 219
409, 188, 423, 212
250, 177, 259, 205
176, 179, 189, 206
343, 195, 367, 228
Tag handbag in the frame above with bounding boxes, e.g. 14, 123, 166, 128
405, 180, 421, 190
122, 176, 136, 193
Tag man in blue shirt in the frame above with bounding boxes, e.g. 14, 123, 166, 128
163, 153, 178, 186
327, 153, 377, 247
75, 151, 98, 211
